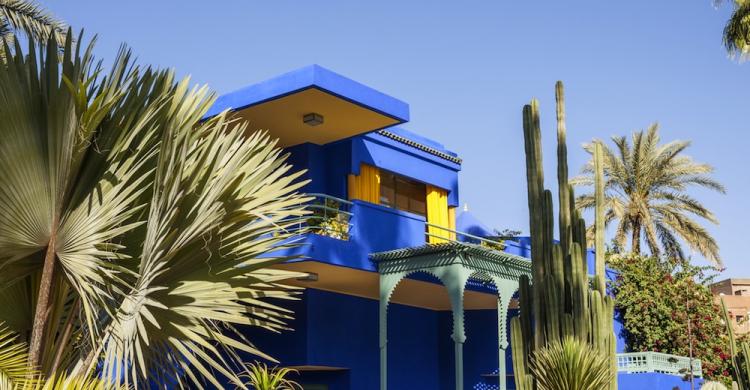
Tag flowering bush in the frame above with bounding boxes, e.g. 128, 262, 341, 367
609, 253, 732, 385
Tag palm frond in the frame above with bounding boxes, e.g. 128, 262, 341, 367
94, 92, 309, 387
0, 323, 36, 389
724, 1, 750, 58
574, 125, 724, 266
0, 0, 65, 46
242, 362, 301, 390
2, 31, 311, 387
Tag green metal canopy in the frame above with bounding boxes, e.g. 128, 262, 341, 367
371, 242, 532, 390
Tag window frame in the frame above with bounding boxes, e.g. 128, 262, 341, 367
378, 170, 427, 217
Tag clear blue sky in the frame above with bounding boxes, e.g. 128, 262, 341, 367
43, 1, 749, 275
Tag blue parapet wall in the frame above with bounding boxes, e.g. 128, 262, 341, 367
618, 372, 703, 389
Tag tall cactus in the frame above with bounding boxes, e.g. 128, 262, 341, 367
510, 81, 617, 389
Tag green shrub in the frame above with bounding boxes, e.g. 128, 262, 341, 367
530, 337, 611, 390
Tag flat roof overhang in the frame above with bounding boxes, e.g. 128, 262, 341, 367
273, 261, 517, 311
204, 65, 410, 147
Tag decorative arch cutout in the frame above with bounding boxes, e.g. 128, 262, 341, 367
372, 242, 532, 390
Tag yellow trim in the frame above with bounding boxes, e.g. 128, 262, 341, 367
348, 164, 380, 203
426, 185, 454, 243
448, 206, 456, 239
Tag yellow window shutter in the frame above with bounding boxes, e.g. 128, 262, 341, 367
426, 185, 453, 243
348, 164, 380, 203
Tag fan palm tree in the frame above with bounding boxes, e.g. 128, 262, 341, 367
0, 0, 65, 60
716, 0, 750, 58
0, 322, 117, 389
0, 30, 309, 388
572, 124, 725, 267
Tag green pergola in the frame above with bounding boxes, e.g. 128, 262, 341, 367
371, 242, 532, 390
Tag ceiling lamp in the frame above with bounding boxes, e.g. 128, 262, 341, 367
303, 112, 324, 126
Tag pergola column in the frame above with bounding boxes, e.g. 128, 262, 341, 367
494, 281, 518, 390
434, 265, 470, 390
379, 272, 404, 390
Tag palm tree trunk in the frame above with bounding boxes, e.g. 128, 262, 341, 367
631, 222, 641, 254
28, 230, 57, 369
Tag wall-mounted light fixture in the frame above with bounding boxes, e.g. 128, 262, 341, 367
303, 113, 324, 126
296, 272, 319, 282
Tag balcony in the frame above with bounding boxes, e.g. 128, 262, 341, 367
290, 193, 354, 241
286, 193, 521, 265
617, 352, 702, 378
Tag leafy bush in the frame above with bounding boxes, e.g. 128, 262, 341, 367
609, 253, 732, 384
243, 362, 301, 390
530, 337, 611, 390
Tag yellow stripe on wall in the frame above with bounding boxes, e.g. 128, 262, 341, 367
348, 164, 380, 204
426, 185, 454, 243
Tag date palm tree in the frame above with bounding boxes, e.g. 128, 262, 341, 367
0, 0, 65, 59
0, 31, 309, 388
573, 124, 725, 267
716, 0, 750, 58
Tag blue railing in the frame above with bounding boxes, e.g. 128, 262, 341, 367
425, 222, 508, 250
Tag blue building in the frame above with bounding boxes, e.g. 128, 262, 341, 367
206, 66, 703, 390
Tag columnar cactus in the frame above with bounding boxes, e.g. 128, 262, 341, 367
510, 81, 617, 389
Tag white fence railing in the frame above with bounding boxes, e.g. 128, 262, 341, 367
617, 352, 702, 378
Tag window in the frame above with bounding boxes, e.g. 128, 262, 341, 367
379, 171, 426, 216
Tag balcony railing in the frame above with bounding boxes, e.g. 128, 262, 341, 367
425, 222, 507, 250
291, 193, 353, 240
617, 352, 702, 378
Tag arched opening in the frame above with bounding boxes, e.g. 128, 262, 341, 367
462, 271, 518, 390
386, 271, 454, 390
463, 272, 501, 390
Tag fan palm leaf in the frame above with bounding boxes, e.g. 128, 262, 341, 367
1, 31, 309, 388
0, 323, 36, 389
572, 124, 725, 267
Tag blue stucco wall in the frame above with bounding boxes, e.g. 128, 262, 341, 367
618, 372, 703, 389
240, 288, 688, 390
285, 128, 461, 211
278, 200, 429, 272
240, 289, 509, 390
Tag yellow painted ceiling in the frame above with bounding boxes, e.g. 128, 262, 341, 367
232, 88, 399, 147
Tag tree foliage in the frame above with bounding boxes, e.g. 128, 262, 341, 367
573, 125, 725, 267
609, 252, 732, 384
0, 0, 65, 60
716, 0, 750, 59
